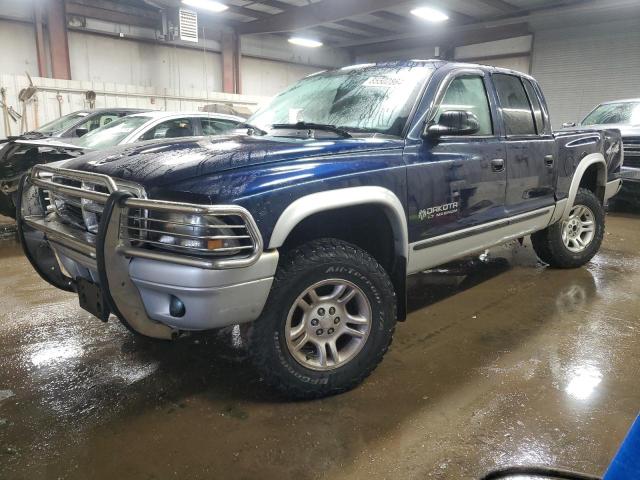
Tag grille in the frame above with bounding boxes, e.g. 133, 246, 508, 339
623, 139, 640, 168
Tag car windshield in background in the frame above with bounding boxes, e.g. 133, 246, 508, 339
75, 115, 153, 149
582, 102, 640, 125
36, 111, 89, 134
248, 63, 435, 136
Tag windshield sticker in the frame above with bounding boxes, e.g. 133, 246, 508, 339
363, 76, 401, 88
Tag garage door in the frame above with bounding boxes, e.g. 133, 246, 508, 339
531, 18, 640, 128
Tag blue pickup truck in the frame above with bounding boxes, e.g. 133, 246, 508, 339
17, 60, 623, 398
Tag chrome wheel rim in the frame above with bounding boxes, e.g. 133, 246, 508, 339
285, 279, 372, 371
562, 205, 595, 253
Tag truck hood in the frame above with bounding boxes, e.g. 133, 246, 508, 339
58, 134, 403, 189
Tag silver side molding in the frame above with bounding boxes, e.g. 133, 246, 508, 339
269, 186, 409, 259
408, 206, 555, 274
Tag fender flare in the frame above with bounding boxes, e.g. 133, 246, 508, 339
268, 186, 409, 260
561, 152, 607, 220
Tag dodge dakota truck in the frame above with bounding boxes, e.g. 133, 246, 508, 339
17, 61, 623, 399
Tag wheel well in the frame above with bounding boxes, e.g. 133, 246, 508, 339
280, 205, 407, 321
579, 163, 605, 203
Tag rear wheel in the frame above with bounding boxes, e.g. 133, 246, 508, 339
248, 238, 397, 399
531, 188, 605, 268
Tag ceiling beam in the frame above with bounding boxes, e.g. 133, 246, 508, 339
246, 0, 294, 11
351, 22, 531, 56
311, 25, 369, 41
471, 0, 522, 14
236, 0, 414, 35
333, 19, 394, 36
339, 0, 640, 49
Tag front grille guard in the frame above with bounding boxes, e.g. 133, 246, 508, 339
25, 165, 264, 270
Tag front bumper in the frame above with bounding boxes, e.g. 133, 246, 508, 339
616, 167, 640, 204
17, 166, 276, 339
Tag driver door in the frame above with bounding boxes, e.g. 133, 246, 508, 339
405, 71, 507, 246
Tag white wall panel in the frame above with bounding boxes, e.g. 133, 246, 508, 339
531, 18, 640, 128
241, 57, 322, 97
68, 32, 224, 93
0, 20, 39, 76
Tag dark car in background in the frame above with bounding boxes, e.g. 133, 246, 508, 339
6, 108, 149, 142
565, 98, 640, 208
0, 111, 245, 217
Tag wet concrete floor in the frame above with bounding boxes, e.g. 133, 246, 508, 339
0, 213, 639, 479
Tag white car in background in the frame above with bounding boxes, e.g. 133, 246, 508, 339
69, 111, 246, 150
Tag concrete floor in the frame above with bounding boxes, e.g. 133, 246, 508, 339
0, 213, 639, 479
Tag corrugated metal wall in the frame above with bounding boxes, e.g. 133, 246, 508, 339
531, 18, 640, 128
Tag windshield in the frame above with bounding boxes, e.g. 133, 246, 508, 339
36, 111, 89, 134
582, 102, 640, 126
75, 115, 153, 149
248, 63, 434, 136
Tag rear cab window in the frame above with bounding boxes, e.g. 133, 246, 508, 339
492, 73, 537, 136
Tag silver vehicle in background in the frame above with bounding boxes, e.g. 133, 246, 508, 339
565, 99, 640, 208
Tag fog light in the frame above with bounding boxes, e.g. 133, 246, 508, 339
169, 295, 186, 317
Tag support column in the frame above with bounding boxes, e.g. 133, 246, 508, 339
34, 2, 48, 77
222, 31, 240, 94
47, 0, 71, 80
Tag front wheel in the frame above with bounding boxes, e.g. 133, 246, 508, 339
531, 188, 605, 268
248, 238, 397, 399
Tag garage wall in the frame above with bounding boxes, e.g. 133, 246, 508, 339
531, 18, 640, 128
454, 35, 532, 74
68, 31, 224, 93
0, 20, 40, 76
241, 57, 321, 97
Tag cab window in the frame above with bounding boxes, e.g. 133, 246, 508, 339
523, 79, 545, 134
492, 74, 536, 135
201, 118, 241, 135
140, 118, 194, 141
435, 75, 493, 136
76, 113, 121, 133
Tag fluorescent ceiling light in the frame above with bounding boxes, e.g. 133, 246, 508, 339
411, 6, 449, 22
288, 37, 323, 48
181, 0, 228, 13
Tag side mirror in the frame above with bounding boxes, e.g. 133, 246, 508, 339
425, 110, 480, 137
75, 127, 89, 137
562, 122, 576, 128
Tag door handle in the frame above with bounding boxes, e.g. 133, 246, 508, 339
490, 158, 505, 172
544, 154, 554, 167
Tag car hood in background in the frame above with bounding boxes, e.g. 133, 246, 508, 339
59, 134, 403, 189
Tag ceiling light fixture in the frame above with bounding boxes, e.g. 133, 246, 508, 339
411, 6, 449, 22
288, 37, 323, 48
181, 0, 228, 13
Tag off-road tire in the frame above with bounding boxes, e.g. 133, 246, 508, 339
248, 238, 397, 399
531, 188, 605, 268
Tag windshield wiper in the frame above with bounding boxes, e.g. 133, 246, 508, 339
236, 122, 267, 136
271, 122, 352, 138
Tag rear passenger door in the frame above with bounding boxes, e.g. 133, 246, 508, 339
492, 73, 555, 216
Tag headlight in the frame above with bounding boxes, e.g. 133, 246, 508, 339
131, 212, 249, 257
